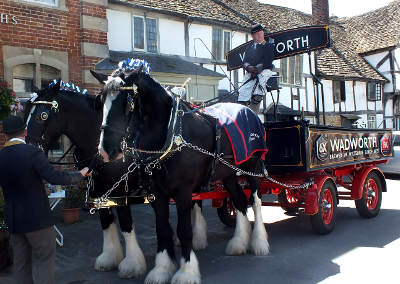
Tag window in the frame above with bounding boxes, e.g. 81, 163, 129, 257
367, 114, 376, 129
333, 81, 346, 103
280, 55, 303, 86
12, 63, 60, 98
133, 16, 158, 53
367, 82, 382, 101
223, 31, 231, 58
212, 28, 230, 61
25, 0, 57, 6
146, 18, 157, 53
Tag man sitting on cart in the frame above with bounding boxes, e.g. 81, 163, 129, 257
238, 23, 275, 114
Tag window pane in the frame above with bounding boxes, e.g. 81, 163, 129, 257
13, 79, 33, 93
295, 55, 303, 85
280, 58, 288, 83
367, 114, 376, 129
40, 64, 61, 88
212, 28, 222, 61
333, 81, 340, 103
134, 17, 144, 49
368, 82, 376, 100
223, 31, 231, 59
288, 56, 295, 84
146, 18, 158, 53
12, 63, 35, 96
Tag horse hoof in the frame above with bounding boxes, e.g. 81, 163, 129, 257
94, 252, 121, 271
249, 236, 270, 256
144, 250, 177, 284
171, 252, 201, 284
171, 271, 201, 284
225, 237, 248, 255
118, 256, 147, 278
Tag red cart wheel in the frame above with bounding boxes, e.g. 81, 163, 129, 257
310, 180, 337, 234
217, 198, 236, 227
278, 189, 300, 213
355, 171, 382, 218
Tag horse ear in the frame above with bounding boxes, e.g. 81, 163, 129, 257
90, 70, 108, 85
47, 80, 61, 98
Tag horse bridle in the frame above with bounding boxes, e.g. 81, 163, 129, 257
27, 100, 60, 149
100, 87, 137, 145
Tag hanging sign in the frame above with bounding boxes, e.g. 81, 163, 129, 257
226, 25, 330, 71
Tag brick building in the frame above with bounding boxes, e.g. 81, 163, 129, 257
0, 0, 108, 97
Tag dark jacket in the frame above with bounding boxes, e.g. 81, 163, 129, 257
243, 40, 275, 72
0, 143, 83, 234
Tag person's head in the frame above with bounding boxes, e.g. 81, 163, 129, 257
2, 115, 26, 140
251, 23, 265, 43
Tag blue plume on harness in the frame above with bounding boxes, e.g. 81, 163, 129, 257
48, 79, 88, 95
118, 58, 151, 75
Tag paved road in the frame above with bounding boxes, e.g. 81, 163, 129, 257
1, 178, 400, 284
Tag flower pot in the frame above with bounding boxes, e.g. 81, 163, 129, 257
0, 230, 12, 271
62, 208, 80, 224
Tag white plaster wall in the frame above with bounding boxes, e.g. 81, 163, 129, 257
278, 86, 292, 108
385, 98, 393, 116
306, 77, 315, 112
395, 47, 400, 92
107, 9, 132, 52
344, 81, 355, 112
376, 114, 384, 128
189, 23, 212, 59
364, 51, 389, 67
299, 88, 306, 111
322, 79, 334, 112
159, 18, 185, 56
354, 81, 367, 110
231, 31, 247, 49
217, 65, 230, 90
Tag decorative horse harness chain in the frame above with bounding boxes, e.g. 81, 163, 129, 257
95, 89, 313, 210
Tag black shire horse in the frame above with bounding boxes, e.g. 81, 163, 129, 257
24, 80, 146, 278
92, 66, 269, 284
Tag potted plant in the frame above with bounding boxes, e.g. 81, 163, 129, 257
62, 185, 85, 224
0, 187, 12, 271
0, 81, 23, 120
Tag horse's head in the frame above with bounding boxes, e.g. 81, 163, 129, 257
25, 80, 63, 152
91, 68, 139, 162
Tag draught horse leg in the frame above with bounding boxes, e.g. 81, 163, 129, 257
116, 206, 146, 278
171, 191, 201, 284
223, 175, 252, 255
245, 160, 269, 255
175, 200, 208, 251
145, 194, 177, 284
95, 208, 123, 271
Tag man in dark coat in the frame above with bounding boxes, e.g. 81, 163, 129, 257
0, 115, 90, 284
238, 23, 275, 114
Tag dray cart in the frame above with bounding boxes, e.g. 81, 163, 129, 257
192, 120, 393, 234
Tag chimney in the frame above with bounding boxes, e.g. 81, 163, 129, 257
312, 0, 329, 25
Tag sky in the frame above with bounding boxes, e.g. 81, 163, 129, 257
258, 0, 395, 17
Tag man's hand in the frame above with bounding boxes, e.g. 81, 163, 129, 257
80, 167, 91, 177
247, 65, 258, 78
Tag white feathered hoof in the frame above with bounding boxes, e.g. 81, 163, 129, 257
171, 251, 201, 284
144, 251, 177, 284
118, 256, 147, 278
94, 252, 122, 271
225, 237, 248, 256
249, 234, 270, 256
